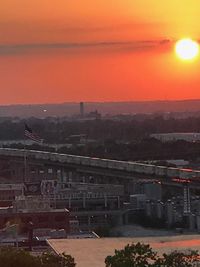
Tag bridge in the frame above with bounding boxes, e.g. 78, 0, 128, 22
0, 148, 200, 182
0, 148, 198, 227
0, 148, 199, 184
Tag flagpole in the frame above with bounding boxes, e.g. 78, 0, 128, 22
23, 141, 27, 183
23, 123, 28, 183
24, 122, 43, 183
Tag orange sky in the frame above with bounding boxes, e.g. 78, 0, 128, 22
1, 0, 200, 104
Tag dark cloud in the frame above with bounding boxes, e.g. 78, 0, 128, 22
0, 39, 172, 56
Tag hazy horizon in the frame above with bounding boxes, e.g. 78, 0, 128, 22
0, 99, 200, 118
2, 97, 200, 107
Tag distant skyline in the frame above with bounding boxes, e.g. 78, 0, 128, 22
1, 1, 200, 104
1, 99, 200, 118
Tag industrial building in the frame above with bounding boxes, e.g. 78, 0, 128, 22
0, 196, 70, 232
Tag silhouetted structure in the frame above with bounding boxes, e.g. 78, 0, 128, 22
80, 102, 84, 118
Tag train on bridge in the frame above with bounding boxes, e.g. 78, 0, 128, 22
0, 148, 200, 180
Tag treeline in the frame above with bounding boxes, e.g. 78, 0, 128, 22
2, 115, 200, 142
2, 116, 200, 161
55, 138, 200, 161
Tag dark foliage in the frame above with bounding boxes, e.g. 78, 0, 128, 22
0, 247, 76, 267
105, 242, 200, 267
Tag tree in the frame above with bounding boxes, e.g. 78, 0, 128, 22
157, 250, 200, 267
105, 242, 200, 267
0, 247, 39, 267
105, 243, 157, 267
40, 252, 76, 267
0, 247, 76, 267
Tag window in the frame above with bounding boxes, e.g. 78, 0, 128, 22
48, 168, 53, 174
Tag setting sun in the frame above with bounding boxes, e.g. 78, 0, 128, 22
175, 38, 199, 61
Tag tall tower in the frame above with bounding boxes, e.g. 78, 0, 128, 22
80, 102, 84, 118
183, 185, 191, 214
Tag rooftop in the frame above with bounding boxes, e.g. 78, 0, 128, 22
47, 235, 200, 267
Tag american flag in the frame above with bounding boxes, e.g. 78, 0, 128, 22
24, 123, 43, 144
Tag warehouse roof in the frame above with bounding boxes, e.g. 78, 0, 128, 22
47, 236, 200, 267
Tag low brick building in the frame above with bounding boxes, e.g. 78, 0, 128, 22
0, 196, 70, 233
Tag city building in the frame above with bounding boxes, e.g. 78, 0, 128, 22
150, 132, 200, 142
0, 183, 24, 206
0, 196, 70, 232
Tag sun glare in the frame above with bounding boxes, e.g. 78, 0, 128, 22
175, 38, 199, 61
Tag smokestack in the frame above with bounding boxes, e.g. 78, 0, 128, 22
80, 102, 84, 118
